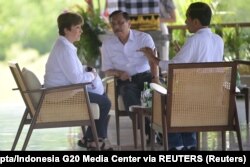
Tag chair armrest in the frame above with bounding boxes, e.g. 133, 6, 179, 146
12, 84, 45, 92
21, 83, 91, 94
41, 83, 92, 104
102, 76, 115, 82
234, 59, 250, 66
22, 87, 46, 93
150, 83, 167, 95
44, 83, 91, 93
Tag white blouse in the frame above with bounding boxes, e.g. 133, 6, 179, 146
44, 36, 104, 95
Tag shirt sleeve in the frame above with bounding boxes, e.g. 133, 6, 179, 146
159, 36, 194, 71
170, 37, 195, 64
56, 46, 95, 84
143, 33, 155, 49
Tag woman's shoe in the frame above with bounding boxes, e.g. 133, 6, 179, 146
77, 139, 88, 148
77, 139, 113, 151
99, 139, 114, 151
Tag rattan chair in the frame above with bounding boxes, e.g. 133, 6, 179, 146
149, 83, 167, 150
234, 59, 250, 125
150, 62, 243, 151
9, 62, 100, 150
102, 76, 129, 146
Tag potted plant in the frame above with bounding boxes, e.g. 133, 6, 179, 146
74, 3, 108, 66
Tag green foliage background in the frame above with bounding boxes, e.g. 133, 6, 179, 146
74, 4, 108, 66
0, 0, 85, 60
0, 0, 250, 62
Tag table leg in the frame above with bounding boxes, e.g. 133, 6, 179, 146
132, 112, 138, 149
139, 110, 146, 150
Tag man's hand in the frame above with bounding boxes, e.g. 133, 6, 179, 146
137, 47, 160, 65
173, 40, 181, 53
105, 69, 131, 81
119, 71, 131, 81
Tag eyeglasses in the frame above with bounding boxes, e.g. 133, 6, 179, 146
110, 20, 126, 27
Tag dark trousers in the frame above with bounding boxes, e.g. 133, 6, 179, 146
117, 71, 152, 135
84, 92, 111, 140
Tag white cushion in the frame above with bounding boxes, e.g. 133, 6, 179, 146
90, 103, 100, 119
22, 68, 42, 107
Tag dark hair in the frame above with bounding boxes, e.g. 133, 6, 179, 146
57, 12, 83, 36
186, 2, 212, 26
109, 10, 130, 22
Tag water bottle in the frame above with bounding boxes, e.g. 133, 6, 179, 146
144, 82, 152, 108
141, 82, 148, 107
143, 82, 148, 91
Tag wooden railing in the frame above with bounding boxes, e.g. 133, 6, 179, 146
168, 22, 250, 31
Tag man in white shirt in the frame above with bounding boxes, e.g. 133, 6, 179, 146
44, 12, 111, 150
101, 10, 158, 141
139, 2, 224, 151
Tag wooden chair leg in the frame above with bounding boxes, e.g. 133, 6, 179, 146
162, 115, 168, 151
12, 109, 29, 151
221, 131, 226, 151
140, 112, 146, 150
196, 132, 200, 150
131, 112, 138, 149
90, 122, 100, 151
243, 88, 249, 124
115, 112, 120, 146
22, 119, 37, 151
234, 107, 243, 151
150, 127, 155, 151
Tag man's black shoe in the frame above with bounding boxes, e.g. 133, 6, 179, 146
187, 146, 197, 151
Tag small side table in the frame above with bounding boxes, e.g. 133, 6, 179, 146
129, 105, 151, 150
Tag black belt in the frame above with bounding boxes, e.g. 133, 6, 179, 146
117, 70, 152, 86
131, 70, 151, 81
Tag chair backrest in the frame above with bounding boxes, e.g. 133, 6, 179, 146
102, 76, 127, 111
166, 62, 237, 132
234, 59, 250, 86
102, 76, 116, 111
9, 62, 41, 117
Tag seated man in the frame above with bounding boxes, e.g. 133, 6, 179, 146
101, 10, 159, 141
139, 2, 224, 150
